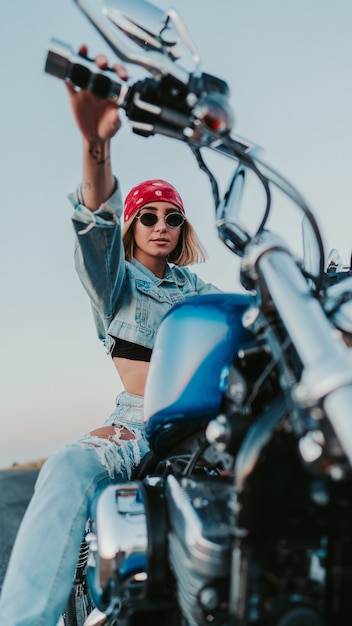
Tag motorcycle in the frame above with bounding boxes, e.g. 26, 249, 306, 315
45, 1, 352, 624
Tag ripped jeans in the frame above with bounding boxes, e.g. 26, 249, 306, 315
0, 392, 149, 626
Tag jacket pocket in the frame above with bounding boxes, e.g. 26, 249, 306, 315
135, 280, 172, 330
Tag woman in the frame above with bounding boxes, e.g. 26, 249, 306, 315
0, 53, 219, 626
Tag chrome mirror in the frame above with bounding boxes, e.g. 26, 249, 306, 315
104, 0, 182, 58
73, 0, 200, 82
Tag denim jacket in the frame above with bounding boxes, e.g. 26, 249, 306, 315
68, 179, 220, 354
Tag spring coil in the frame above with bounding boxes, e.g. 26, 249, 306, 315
76, 539, 89, 572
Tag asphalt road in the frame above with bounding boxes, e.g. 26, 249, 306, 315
0, 470, 39, 590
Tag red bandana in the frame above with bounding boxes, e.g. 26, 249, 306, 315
124, 179, 185, 223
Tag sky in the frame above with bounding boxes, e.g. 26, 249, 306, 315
1, 0, 352, 468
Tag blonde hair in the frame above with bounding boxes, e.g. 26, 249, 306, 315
122, 217, 207, 266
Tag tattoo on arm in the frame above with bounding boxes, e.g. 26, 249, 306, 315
82, 179, 92, 191
89, 143, 111, 167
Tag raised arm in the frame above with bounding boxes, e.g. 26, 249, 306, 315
65, 47, 128, 210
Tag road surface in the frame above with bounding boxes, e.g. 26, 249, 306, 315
0, 470, 38, 590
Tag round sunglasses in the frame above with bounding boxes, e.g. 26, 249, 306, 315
136, 211, 185, 228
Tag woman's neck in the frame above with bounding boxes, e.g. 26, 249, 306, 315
134, 252, 167, 278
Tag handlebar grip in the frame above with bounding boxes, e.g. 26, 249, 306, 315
44, 38, 127, 101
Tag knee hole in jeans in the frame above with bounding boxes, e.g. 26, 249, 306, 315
87, 425, 137, 447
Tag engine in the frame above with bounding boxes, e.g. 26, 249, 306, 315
85, 473, 235, 626
166, 474, 234, 625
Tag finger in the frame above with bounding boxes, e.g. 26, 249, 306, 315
112, 63, 128, 81
95, 53, 109, 70
108, 107, 121, 129
64, 81, 77, 97
78, 44, 88, 57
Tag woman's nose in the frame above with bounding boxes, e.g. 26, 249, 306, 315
155, 217, 168, 230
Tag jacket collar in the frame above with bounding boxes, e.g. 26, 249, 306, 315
128, 258, 187, 286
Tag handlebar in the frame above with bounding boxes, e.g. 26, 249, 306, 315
45, 39, 129, 103
44, 37, 238, 147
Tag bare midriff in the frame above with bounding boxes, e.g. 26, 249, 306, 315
112, 357, 150, 396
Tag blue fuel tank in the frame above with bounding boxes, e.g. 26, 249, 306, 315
144, 292, 252, 454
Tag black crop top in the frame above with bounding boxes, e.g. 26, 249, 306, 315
111, 338, 152, 362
